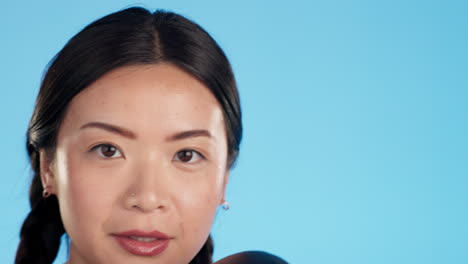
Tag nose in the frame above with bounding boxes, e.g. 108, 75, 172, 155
123, 157, 171, 213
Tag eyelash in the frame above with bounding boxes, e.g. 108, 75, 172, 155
173, 149, 206, 164
90, 143, 123, 159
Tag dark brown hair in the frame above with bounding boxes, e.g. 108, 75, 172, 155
16, 6, 242, 264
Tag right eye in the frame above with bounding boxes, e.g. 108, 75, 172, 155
90, 144, 123, 159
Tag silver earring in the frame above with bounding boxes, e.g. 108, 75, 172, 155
221, 201, 230, 211
42, 188, 51, 198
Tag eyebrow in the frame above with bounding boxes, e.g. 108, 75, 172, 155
80, 122, 137, 139
80, 122, 213, 142
166, 130, 213, 142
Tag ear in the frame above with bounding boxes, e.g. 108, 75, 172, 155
220, 171, 230, 204
39, 149, 57, 195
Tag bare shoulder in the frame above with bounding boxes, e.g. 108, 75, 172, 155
214, 251, 289, 264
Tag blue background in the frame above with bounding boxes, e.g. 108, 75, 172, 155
2, 0, 467, 263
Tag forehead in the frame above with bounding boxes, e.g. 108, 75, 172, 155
60, 63, 225, 139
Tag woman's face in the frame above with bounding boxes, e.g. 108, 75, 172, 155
41, 64, 229, 264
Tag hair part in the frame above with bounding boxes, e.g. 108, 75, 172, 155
16, 6, 241, 264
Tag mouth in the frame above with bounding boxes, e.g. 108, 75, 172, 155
112, 230, 172, 256
127, 236, 161, 242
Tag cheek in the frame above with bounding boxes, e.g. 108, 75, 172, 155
175, 167, 225, 241
54, 149, 118, 239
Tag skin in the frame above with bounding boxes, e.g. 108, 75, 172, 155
39, 63, 229, 264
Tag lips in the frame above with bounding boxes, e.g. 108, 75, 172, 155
112, 230, 171, 256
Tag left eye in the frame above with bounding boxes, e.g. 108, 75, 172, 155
174, 150, 204, 163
